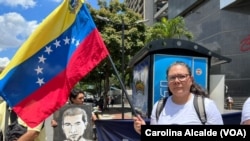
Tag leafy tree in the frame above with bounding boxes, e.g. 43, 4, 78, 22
82, 0, 147, 96
145, 17, 193, 43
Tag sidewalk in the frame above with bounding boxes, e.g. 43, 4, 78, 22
222, 109, 241, 114
98, 103, 133, 120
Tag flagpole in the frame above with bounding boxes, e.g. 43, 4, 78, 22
107, 54, 137, 116
121, 16, 125, 119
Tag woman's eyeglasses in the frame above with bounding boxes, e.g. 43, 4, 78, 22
168, 74, 190, 83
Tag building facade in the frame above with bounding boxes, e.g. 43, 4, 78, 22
124, 0, 168, 25
184, 0, 250, 109
125, 0, 250, 109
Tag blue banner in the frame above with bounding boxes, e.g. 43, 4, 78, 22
95, 119, 140, 141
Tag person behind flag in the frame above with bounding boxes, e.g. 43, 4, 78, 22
51, 89, 98, 126
51, 89, 85, 127
241, 97, 250, 125
133, 61, 223, 134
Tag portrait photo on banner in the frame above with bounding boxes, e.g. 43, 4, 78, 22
53, 104, 94, 141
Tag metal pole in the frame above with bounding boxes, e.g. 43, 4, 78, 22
121, 17, 125, 119
107, 54, 137, 116
99, 75, 101, 96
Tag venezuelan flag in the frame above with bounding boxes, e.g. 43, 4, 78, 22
0, 0, 109, 127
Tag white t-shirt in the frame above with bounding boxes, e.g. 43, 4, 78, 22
241, 97, 250, 124
150, 94, 223, 125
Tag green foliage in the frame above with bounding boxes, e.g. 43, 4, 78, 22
145, 17, 193, 43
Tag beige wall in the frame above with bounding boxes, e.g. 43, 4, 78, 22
209, 75, 225, 113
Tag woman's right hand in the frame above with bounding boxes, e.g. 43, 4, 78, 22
133, 114, 146, 135
51, 119, 58, 127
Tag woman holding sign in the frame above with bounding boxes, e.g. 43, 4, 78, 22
133, 61, 223, 134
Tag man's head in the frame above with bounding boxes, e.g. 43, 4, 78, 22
62, 107, 88, 141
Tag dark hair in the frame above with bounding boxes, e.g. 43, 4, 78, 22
69, 88, 85, 103
166, 61, 208, 97
166, 61, 192, 76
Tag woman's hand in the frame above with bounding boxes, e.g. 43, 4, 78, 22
92, 113, 98, 121
51, 119, 58, 127
133, 114, 146, 135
